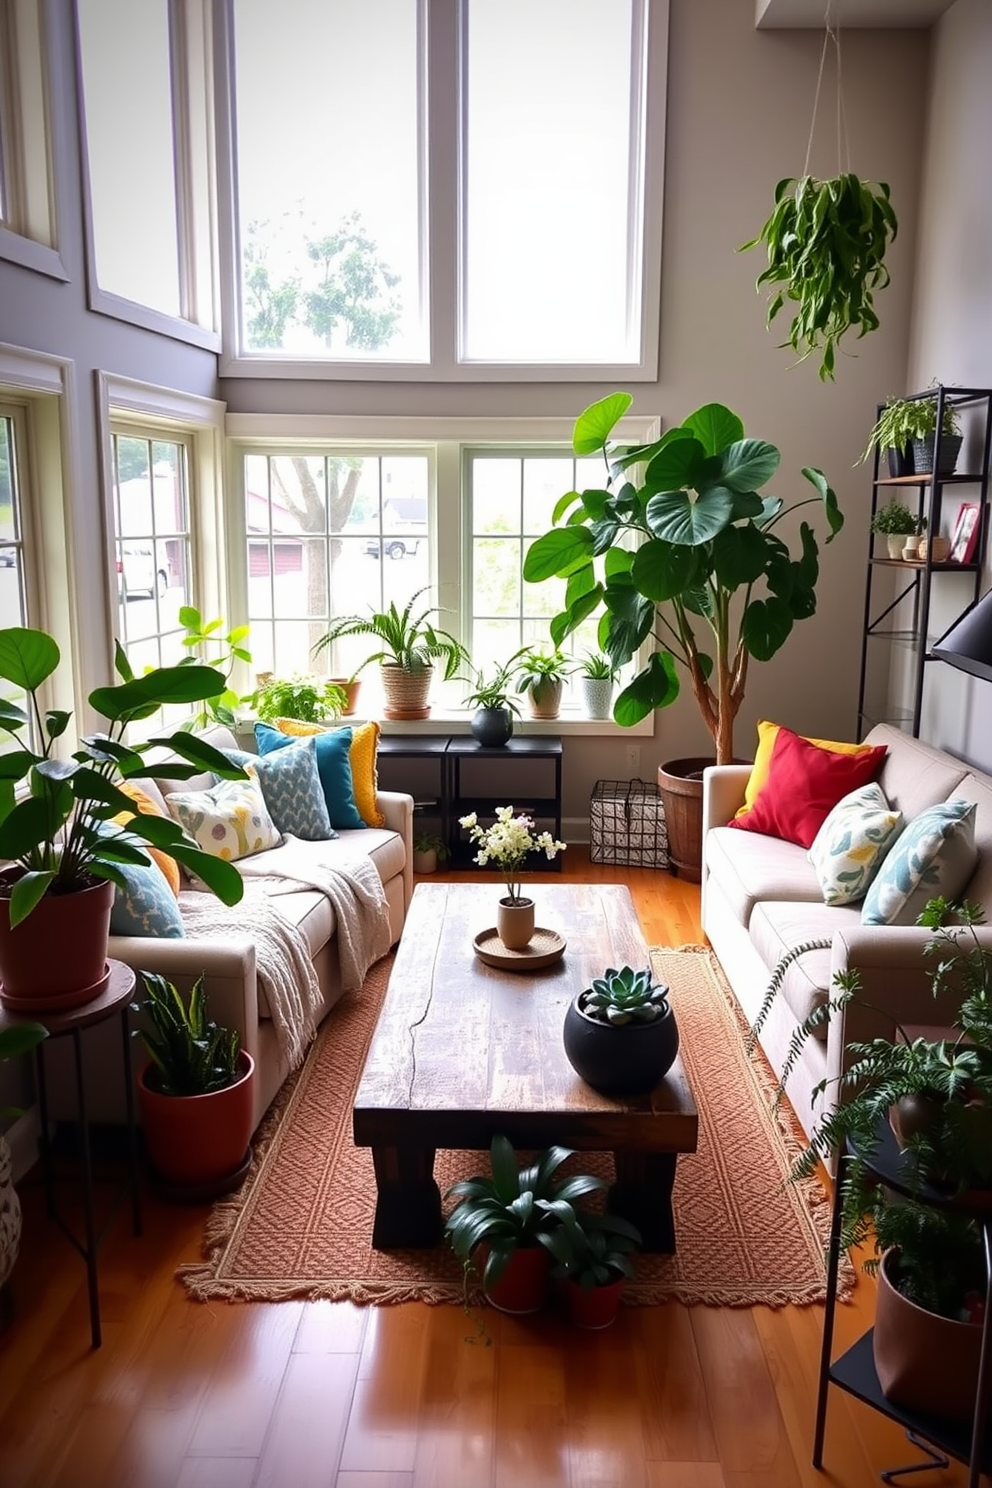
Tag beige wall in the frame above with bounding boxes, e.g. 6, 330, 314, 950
908, 0, 992, 769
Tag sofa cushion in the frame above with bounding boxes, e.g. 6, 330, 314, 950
727, 726, 887, 849
108, 855, 187, 939
255, 720, 365, 830
226, 737, 335, 841
807, 782, 904, 906
864, 724, 970, 821
861, 799, 978, 926
736, 718, 882, 820
113, 780, 181, 895
272, 718, 385, 828
165, 767, 282, 861
948, 772, 992, 906
749, 899, 862, 1039
706, 825, 824, 927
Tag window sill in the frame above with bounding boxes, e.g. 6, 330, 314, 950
238, 710, 654, 740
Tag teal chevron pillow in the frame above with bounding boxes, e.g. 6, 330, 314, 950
225, 737, 335, 841
254, 721, 364, 830
861, 799, 978, 926
807, 782, 903, 907
109, 858, 186, 939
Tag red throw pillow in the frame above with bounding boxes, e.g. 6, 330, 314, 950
726, 726, 888, 849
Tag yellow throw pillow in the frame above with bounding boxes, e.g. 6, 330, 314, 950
274, 717, 385, 828
113, 781, 181, 896
735, 720, 879, 821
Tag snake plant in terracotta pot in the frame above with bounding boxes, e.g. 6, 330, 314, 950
0, 627, 246, 1011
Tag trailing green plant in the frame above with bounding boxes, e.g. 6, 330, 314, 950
253, 674, 347, 725
750, 897, 992, 1319
578, 966, 670, 1026
910, 388, 962, 441
313, 587, 467, 678
444, 1134, 607, 1290
577, 652, 619, 681
544, 1208, 642, 1293
870, 500, 924, 537
132, 972, 242, 1097
0, 627, 246, 925
515, 648, 573, 695
178, 608, 254, 730
460, 649, 527, 713
523, 394, 842, 764
740, 173, 898, 381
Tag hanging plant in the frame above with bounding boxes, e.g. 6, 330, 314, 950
741, 173, 898, 381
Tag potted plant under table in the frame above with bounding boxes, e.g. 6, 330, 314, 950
546, 1207, 642, 1329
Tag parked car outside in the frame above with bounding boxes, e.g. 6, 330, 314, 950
364, 536, 421, 560
117, 542, 169, 599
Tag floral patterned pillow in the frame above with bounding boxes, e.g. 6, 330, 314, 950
807, 782, 903, 907
164, 765, 282, 861
861, 799, 978, 926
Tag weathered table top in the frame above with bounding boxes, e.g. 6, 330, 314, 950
353, 881, 698, 1153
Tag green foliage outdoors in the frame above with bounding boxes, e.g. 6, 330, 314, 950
0, 627, 246, 925
740, 173, 898, 381
579, 965, 670, 1026
132, 972, 241, 1097
523, 394, 842, 764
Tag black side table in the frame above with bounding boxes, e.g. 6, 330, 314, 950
0, 960, 142, 1348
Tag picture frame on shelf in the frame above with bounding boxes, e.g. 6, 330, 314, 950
950, 502, 981, 564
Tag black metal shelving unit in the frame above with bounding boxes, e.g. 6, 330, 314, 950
856, 385, 992, 739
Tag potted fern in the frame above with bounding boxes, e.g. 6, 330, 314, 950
132, 971, 255, 1198
313, 588, 467, 720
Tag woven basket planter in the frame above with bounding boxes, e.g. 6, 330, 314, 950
381, 663, 433, 720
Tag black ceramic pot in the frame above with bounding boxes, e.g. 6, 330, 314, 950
562, 998, 679, 1097
470, 706, 514, 747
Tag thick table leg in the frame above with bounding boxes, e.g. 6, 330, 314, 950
370, 1146, 441, 1249
610, 1150, 678, 1252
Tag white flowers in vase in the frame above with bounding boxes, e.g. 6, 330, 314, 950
459, 807, 566, 903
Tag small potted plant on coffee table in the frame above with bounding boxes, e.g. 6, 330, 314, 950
133, 971, 255, 1200
545, 1207, 642, 1329
444, 1134, 607, 1315
563, 964, 679, 1097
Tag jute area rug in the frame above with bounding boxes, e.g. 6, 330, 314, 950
180, 945, 854, 1308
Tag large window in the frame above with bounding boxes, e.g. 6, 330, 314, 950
224, 0, 665, 380
111, 430, 193, 726
245, 451, 433, 683
0, 408, 30, 631
0, 0, 64, 278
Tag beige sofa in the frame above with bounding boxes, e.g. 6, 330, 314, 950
50, 725, 413, 1131
701, 724, 992, 1150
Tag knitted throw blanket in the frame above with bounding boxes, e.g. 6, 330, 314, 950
179, 887, 322, 1070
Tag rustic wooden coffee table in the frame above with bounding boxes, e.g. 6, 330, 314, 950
352, 882, 698, 1252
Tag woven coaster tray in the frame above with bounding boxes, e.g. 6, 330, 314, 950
472, 927, 566, 972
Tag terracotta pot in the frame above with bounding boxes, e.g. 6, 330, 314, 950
873, 1247, 982, 1423
563, 997, 679, 1097
0, 873, 113, 1012
527, 678, 562, 720
138, 1051, 255, 1195
479, 1243, 551, 1314
497, 896, 535, 950
656, 758, 713, 883
329, 678, 361, 716
563, 1274, 626, 1329
380, 663, 433, 720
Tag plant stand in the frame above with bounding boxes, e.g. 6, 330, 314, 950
814, 1120, 992, 1486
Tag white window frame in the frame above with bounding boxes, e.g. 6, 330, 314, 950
74, 0, 220, 348
0, 0, 68, 280
217, 0, 669, 382
227, 412, 658, 736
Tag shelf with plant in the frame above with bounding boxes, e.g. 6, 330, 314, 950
252, 673, 347, 726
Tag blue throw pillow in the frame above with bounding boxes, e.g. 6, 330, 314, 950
861, 799, 978, 926
226, 736, 335, 841
109, 858, 186, 939
254, 721, 365, 831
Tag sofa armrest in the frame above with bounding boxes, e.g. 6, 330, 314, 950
376, 789, 414, 912
107, 933, 261, 1063
702, 764, 752, 831
826, 922, 992, 1092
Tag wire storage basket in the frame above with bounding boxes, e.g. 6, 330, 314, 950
589, 778, 669, 868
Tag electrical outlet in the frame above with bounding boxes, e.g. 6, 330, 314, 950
626, 744, 640, 775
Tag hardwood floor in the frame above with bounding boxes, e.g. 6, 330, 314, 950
0, 852, 970, 1487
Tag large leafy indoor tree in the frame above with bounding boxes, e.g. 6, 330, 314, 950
523, 394, 843, 765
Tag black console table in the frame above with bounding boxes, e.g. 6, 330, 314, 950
376, 734, 563, 868
815, 1121, 992, 1485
